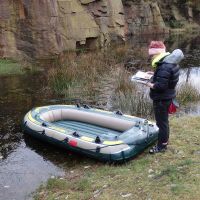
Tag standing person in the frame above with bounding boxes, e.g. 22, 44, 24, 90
145, 41, 184, 154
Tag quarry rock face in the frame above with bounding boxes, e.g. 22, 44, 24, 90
0, 0, 199, 60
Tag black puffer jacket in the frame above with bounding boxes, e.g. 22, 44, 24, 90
150, 49, 184, 101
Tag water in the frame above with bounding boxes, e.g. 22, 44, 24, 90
179, 67, 200, 90
0, 34, 200, 200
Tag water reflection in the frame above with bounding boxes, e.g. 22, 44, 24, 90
0, 142, 64, 200
0, 73, 48, 159
179, 67, 200, 90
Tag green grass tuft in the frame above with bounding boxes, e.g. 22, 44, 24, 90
0, 59, 23, 75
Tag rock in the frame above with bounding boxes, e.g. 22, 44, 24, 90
0, 0, 100, 59
80, 0, 96, 4
0, 0, 198, 60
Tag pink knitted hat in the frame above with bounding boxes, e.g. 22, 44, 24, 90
148, 41, 166, 56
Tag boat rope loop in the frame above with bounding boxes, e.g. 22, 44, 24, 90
96, 146, 101, 153
24, 121, 27, 127
76, 103, 81, 108
121, 151, 125, 161
63, 137, 69, 142
22, 121, 27, 133
114, 110, 123, 115
42, 122, 47, 127
72, 131, 80, 138
41, 130, 45, 135
95, 136, 101, 144
88, 139, 150, 152
76, 103, 91, 109
83, 104, 90, 109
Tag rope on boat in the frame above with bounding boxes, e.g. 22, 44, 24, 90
23, 119, 153, 153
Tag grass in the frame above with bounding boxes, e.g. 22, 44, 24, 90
0, 59, 23, 75
34, 116, 200, 200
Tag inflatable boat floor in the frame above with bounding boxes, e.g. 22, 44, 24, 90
53, 120, 122, 139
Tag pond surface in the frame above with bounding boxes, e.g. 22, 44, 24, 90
0, 34, 200, 200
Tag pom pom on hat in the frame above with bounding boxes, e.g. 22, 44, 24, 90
148, 41, 166, 56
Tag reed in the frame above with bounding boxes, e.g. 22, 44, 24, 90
111, 68, 152, 117
47, 46, 127, 97
47, 46, 200, 117
176, 83, 200, 105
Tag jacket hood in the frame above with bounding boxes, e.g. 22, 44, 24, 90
163, 49, 184, 64
151, 52, 170, 68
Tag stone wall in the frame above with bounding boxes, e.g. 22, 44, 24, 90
0, 0, 199, 60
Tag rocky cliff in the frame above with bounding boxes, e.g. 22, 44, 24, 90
0, 0, 199, 60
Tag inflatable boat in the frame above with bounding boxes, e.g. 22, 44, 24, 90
22, 105, 159, 162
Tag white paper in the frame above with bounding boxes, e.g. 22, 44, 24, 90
131, 71, 153, 84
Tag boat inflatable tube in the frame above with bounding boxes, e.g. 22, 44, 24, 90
22, 105, 159, 162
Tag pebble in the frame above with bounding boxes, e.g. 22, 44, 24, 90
84, 166, 91, 169
93, 190, 101, 198
170, 184, 177, 188
51, 176, 55, 179
0, 156, 3, 160
193, 150, 200, 155
148, 169, 154, 174
148, 174, 154, 178
120, 193, 132, 198
70, 171, 74, 174
4, 185, 10, 188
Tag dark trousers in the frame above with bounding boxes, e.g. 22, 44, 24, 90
153, 99, 171, 147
